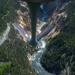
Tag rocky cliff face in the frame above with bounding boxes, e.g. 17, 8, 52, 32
16, 0, 68, 37
37, 0, 69, 42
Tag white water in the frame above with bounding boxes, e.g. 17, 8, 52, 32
40, 4, 48, 22
31, 18, 53, 75
32, 35, 53, 75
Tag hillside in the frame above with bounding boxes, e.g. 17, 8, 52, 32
0, 0, 75, 75
0, 0, 20, 36
41, 0, 75, 75
0, 0, 37, 75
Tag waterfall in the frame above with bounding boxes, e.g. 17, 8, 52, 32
40, 4, 48, 22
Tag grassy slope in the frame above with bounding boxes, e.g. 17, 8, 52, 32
41, 0, 75, 75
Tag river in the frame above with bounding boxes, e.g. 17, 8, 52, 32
31, 3, 53, 75
32, 38, 53, 75
31, 22, 53, 75
31, 0, 68, 75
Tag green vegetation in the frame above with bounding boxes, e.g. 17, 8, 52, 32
74, 12, 75, 16
0, 62, 11, 73
0, 0, 20, 36
0, 25, 37, 75
0, 20, 6, 36
41, 0, 75, 75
